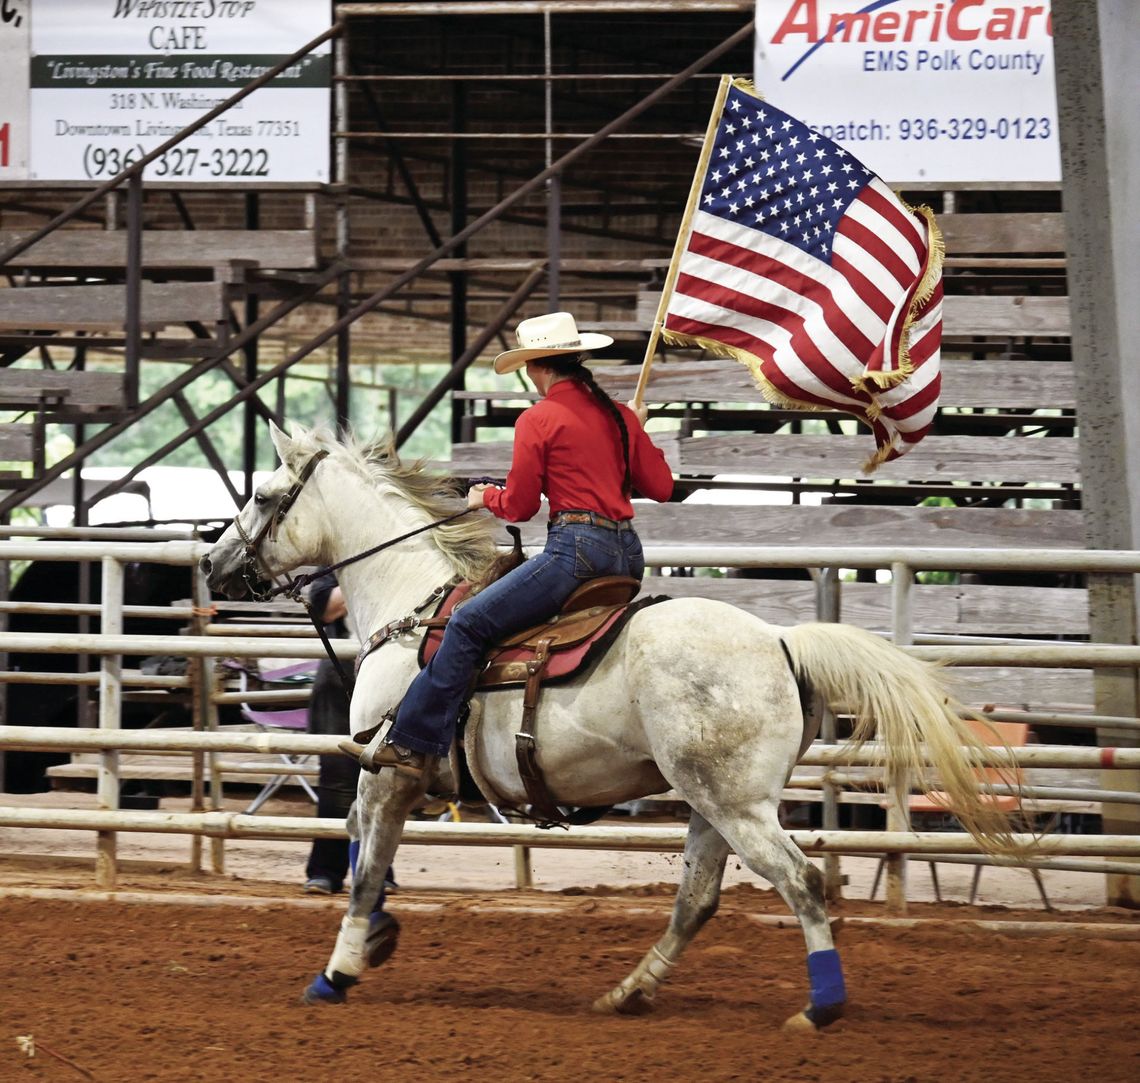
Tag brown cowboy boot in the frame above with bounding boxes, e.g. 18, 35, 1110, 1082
338, 739, 426, 779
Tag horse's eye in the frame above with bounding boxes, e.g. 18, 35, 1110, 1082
254, 492, 268, 507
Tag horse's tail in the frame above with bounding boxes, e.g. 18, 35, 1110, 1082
782, 621, 1025, 856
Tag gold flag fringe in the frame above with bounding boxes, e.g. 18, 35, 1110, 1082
660, 327, 827, 415
861, 434, 901, 474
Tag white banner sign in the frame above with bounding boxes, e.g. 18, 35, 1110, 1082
29, 0, 331, 182
0, 0, 31, 180
754, 0, 1061, 183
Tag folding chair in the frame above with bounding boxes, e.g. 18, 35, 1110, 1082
233, 660, 320, 814
870, 719, 1051, 909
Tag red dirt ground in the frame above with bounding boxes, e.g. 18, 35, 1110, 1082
1, 885, 1138, 1083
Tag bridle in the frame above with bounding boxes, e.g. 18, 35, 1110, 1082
226, 445, 475, 691
232, 448, 329, 601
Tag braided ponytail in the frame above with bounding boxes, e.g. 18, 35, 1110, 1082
550, 356, 632, 497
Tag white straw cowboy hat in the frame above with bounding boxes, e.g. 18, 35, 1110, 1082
493, 312, 614, 374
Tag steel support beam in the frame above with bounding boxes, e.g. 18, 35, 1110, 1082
1053, 0, 1140, 908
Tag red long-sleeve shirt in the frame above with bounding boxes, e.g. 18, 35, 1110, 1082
482, 379, 674, 522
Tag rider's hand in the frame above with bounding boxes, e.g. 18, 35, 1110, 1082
466, 483, 490, 510
626, 399, 649, 427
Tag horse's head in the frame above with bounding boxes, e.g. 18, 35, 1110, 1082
200, 421, 331, 599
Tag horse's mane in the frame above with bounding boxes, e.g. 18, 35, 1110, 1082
290, 426, 500, 583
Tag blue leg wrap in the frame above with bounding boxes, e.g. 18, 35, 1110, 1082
348, 840, 360, 876
804, 949, 846, 1026
301, 972, 348, 1006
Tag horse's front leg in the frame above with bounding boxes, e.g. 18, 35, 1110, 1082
302, 765, 431, 1005
593, 811, 729, 1015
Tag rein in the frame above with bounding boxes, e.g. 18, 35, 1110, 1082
232, 446, 474, 693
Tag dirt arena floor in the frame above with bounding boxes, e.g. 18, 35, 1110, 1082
2, 795, 1139, 1082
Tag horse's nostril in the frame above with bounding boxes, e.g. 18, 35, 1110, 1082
199, 556, 212, 574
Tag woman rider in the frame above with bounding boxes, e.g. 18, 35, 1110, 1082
342, 311, 674, 779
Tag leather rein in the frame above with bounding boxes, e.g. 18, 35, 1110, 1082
230, 447, 473, 690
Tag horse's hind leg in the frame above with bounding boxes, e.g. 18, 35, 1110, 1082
593, 811, 729, 1015
714, 807, 846, 1031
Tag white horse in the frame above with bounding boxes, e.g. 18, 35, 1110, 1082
202, 422, 1017, 1030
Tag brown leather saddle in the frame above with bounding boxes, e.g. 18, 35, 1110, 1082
419, 575, 655, 827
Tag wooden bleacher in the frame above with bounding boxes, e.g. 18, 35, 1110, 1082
0, 228, 319, 272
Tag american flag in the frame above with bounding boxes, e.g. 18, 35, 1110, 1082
658, 77, 944, 470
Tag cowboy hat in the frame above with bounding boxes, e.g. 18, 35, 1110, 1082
492, 312, 614, 374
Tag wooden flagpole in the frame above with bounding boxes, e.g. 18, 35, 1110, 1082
632, 73, 736, 409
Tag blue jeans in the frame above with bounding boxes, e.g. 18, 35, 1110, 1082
389, 521, 645, 757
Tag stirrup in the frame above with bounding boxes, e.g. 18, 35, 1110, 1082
338, 739, 426, 778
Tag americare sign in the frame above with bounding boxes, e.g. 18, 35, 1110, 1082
24, 0, 330, 182
754, 0, 1061, 183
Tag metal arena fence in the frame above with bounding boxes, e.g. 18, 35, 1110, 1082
1, 532, 1139, 909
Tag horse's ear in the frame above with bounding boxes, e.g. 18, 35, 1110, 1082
268, 420, 294, 465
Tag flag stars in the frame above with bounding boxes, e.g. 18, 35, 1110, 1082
781, 119, 793, 130
735, 140, 746, 152
703, 193, 714, 206
711, 169, 722, 183
730, 98, 742, 111
721, 186, 732, 198
729, 202, 739, 214
724, 123, 737, 136
741, 116, 752, 128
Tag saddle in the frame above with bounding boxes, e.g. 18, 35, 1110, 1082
419, 574, 657, 827
419, 575, 642, 686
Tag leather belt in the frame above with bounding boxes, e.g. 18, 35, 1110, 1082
549, 510, 632, 532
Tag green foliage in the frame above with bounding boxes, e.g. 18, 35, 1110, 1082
36, 360, 461, 473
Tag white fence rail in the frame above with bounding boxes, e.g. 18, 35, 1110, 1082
1, 536, 1139, 909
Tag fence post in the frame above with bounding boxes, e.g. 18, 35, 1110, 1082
886, 561, 914, 914
814, 565, 843, 900
96, 556, 124, 888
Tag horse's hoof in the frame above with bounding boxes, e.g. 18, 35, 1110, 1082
301, 972, 348, 1006
782, 1010, 821, 1034
366, 912, 401, 969
592, 986, 655, 1016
